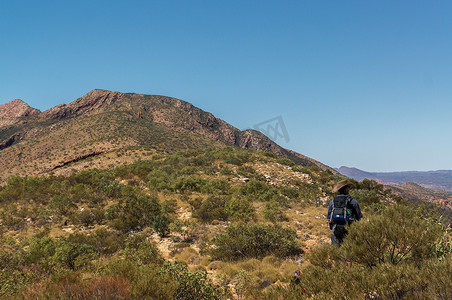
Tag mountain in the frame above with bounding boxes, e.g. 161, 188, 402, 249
0, 89, 332, 182
337, 166, 452, 193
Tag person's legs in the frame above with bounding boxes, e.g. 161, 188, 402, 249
331, 232, 342, 245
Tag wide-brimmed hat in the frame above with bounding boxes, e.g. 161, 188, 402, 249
333, 180, 352, 193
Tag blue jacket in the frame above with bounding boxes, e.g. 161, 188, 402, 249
327, 194, 363, 222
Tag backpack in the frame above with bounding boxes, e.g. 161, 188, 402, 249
328, 195, 354, 224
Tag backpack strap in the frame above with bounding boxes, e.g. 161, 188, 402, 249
345, 195, 354, 223
343, 195, 349, 220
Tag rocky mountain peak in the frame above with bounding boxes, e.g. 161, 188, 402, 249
0, 99, 41, 128
41, 89, 124, 120
0, 99, 41, 119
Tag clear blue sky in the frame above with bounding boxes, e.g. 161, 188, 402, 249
1, 1, 451, 172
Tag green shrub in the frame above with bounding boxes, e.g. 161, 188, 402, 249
237, 165, 255, 176
263, 152, 277, 158
212, 224, 303, 261
349, 189, 380, 206
201, 179, 231, 195
68, 228, 125, 255
291, 166, 304, 173
194, 196, 228, 223
225, 197, 255, 222
1, 204, 26, 230
220, 168, 234, 175
77, 209, 97, 226
50, 194, 77, 215
262, 201, 288, 222
147, 169, 172, 191
298, 183, 323, 202
25, 236, 96, 271
277, 157, 295, 167
342, 204, 443, 267
131, 265, 177, 299
280, 186, 300, 199
159, 262, 225, 300
0, 250, 22, 271
307, 243, 343, 269
104, 259, 177, 299
100, 179, 125, 198
434, 227, 452, 260
52, 237, 96, 270
107, 193, 161, 232
153, 214, 171, 237
0, 176, 25, 203
174, 176, 207, 193
24, 237, 56, 266
123, 234, 164, 265
240, 179, 277, 202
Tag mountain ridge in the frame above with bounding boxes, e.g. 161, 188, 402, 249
337, 166, 452, 193
0, 89, 334, 182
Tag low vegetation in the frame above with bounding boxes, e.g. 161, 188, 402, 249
0, 147, 450, 298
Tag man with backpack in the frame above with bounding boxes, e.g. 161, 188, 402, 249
327, 180, 363, 245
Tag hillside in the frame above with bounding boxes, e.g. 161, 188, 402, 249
0, 147, 450, 299
0, 89, 332, 183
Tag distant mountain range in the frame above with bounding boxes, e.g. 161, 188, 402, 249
0, 89, 332, 182
337, 166, 452, 193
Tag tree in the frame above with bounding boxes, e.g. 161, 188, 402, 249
50, 194, 77, 215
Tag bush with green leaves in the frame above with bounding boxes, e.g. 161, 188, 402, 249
262, 200, 288, 223
103, 259, 177, 299
307, 243, 343, 269
153, 214, 171, 237
159, 262, 226, 300
67, 228, 125, 255
216, 147, 252, 166
1, 204, 27, 230
24, 236, 96, 271
224, 197, 255, 222
123, 234, 164, 265
106, 191, 161, 232
342, 204, 443, 267
239, 179, 278, 202
100, 179, 125, 198
201, 179, 231, 195
349, 189, 380, 206
147, 168, 173, 191
279, 186, 300, 199
276, 157, 295, 167
24, 237, 56, 267
174, 176, 207, 193
50, 194, 77, 216
298, 182, 323, 203
212, 224, 303, 261
193, 196, 228, 223
52, 237, 96, 270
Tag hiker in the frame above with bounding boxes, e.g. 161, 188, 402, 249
327, 180, 362, 245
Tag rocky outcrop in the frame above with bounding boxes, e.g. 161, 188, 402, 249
40, 89, 123, 120
0, 99, 41, 127
0, 133, 24, 150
